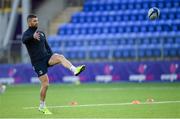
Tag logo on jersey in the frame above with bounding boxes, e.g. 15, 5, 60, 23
40, 33, 44, 37
39, 70, 43, 75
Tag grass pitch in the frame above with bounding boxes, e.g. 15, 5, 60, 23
0, 82, 180, 118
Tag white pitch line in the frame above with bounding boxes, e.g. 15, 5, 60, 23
23, 100, 180, 110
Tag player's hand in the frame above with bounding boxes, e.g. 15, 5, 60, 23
33, 32, 40, 41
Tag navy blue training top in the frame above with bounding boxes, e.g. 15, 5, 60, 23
22, 27, 53, 64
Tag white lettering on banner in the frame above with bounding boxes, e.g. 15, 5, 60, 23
30, 77, 40, 83
161, 74, 178, 82
63, 76, 80, 83
129, 75, 146, 82
95, 75, 112, 83
0, 77, 14, 84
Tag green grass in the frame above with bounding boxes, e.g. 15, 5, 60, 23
0, 82, 180, 118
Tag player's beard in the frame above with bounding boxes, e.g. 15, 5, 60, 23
33, 24, 38, 28
31, 23, 38, 28
29, 25, 38, 28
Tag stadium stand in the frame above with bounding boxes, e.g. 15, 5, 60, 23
48, 0, 180, 60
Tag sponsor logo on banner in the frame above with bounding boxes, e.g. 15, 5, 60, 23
129, 64, 152, 82
161, 74, 178, 82
161, 64, 180, 82
8, 68, 17, 77
0, 77, 14, 84
129, 74, 146, 82
95, 75, 112, 83
104, 65, 113, 75
63, 76, 80, 83
30, 77, 40, 83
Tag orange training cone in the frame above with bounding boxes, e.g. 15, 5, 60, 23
132, 100, 141, 104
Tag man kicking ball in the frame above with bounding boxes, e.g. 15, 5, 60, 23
22, 14, 85, 114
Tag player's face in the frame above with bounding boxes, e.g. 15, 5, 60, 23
28, 17, 38, 28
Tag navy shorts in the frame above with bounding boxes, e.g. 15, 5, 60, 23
32, 55, 52, 77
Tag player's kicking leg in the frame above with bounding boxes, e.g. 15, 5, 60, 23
38, 74, 52, 114
48, 53, 85, 76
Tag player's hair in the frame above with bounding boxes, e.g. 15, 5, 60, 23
27, 14, 37, 22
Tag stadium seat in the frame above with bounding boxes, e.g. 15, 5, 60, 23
63, 47, 86, 59
49, 0, 180, 60
113, 45, 136, 58
138, 44, 161, 57
88, 46, 110, 59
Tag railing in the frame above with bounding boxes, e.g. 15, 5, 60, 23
0, 39, 22, 64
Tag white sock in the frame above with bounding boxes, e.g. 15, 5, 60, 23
39, 100, 46, 109
70, 65, 76, 73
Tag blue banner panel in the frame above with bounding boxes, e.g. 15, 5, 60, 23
0, 61, 179, 84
